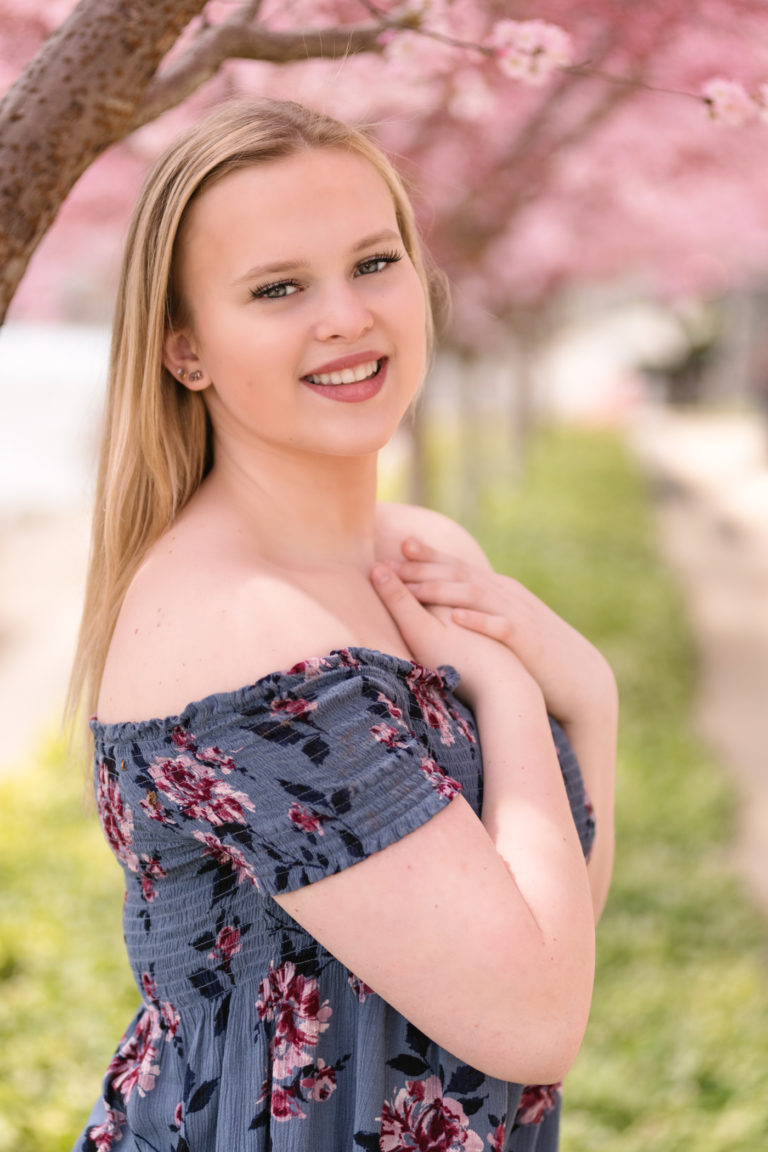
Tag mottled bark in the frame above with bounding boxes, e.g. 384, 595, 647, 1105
0, 0, 387, 325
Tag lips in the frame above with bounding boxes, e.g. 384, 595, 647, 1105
304, 358, 381, 387
301, 356, 388, 403
301, 351, 386, 387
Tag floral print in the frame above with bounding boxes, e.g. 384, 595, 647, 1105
75, 648, 594, 1152
380, 1074, 485, 1151
256, 961, 332, 1077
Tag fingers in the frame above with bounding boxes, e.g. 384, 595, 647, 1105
401, 535, 437, 561
404, 579, 485, 611
400, 536, 460, 568
396, 558, 472, 586
452, 608, 513, 646
370, 563, 440, 650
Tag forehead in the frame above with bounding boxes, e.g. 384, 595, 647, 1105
180, 149, 400, 269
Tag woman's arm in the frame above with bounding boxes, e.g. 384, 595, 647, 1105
273, 564, 595, 1086
390, 534, 618, 921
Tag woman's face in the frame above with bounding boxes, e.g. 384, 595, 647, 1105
167, 148, 428, 463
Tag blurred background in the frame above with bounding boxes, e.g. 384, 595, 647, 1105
1, 2, 768, 1149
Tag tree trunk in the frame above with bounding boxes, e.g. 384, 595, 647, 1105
0, 0, 386, 327
0, 0, 208, 324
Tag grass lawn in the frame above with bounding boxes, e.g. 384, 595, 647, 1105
1, 424, 767, 1150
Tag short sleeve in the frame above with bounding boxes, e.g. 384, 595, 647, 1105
93, 653, 465, 897
549, 716, 595, 860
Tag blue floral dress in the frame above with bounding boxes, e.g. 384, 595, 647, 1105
74, 647, 594, 1152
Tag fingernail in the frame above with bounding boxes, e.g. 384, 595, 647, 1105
371, 564, 391, 584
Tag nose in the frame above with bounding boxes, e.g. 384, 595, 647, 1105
313, 280, 374, 342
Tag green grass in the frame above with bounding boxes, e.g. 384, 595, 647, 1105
2, 424, 767, 1149
465, 426, 768, 1150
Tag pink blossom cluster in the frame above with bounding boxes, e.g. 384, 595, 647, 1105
703, 77, 768, 126
488, 19, 573, 86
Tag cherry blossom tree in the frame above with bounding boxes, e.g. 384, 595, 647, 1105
4, 0, 768, 331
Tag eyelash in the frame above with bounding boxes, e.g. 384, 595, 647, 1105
249, 250, 403, 300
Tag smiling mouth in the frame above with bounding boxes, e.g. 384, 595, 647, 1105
303, 359, 383, 386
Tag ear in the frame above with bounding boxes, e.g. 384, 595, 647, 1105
163, 329, 209, 391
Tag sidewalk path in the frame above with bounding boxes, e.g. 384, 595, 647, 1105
627, 406, 768, 916
0, 510, 90, 771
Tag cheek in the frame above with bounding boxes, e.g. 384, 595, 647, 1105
396, 275, 429, 353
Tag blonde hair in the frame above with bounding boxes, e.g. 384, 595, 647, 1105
68, 97, 441, 730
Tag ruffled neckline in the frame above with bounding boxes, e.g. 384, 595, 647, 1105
91, 647, 460, 741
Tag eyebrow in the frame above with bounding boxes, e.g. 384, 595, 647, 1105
232, 229, 403, 285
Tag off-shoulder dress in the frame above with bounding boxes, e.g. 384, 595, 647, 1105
74, 647, 594, 1152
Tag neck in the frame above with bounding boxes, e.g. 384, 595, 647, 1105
202, 441, 381, 569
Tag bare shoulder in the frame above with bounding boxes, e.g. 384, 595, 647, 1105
98, 520, 345, 725
375, 501, 492, 569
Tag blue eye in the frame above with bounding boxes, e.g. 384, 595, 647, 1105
355, 251, 403, 277
250, 280, 301, 300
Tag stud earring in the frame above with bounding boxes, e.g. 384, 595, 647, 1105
188, 370, 204, 384
176, 367, 187, 380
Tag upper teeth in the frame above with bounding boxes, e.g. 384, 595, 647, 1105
306, 359, 380, 386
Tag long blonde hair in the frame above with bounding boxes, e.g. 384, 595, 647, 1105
68, 97, 440, 730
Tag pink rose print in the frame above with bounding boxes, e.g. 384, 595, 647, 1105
207, 925, 243, 974
193, 830, 259, 887
270, 696, 318, 719
371, 722, 407, 749
377, 691, 404, 721
148, 754, 255, 826
86, 1106, 126, 1151
406, 666, 456, 746
286, 655, 327, 678
256, 961, 332, 1077
301, 1058, 337, 1102
139, 854, 167, 902
171, 725, 197, 750
271, 1084, 306, 1121
97, 762, 139, 872
380, 1075, 484, 1151
348, 973, 375, 1003
288, 803, 325, 835
173, 1101, 184, 1127
141, 971, 158, 1001
454, 712, 477, 745
517, 1082, 562, 1125
107, 1008, 161, 1103
419, 757, 462, 801
487, 1122, 505, 1150
199, 745, 237, 773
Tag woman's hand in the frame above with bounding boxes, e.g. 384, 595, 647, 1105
390, 536, 616, 728
370, 560, 543, 714
389, 536, 618, 920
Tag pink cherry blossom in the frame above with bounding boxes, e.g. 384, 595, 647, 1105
702, 77, 757, 126
488, 19, 573, 86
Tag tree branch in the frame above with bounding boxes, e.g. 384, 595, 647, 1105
0, 0, 208, 323
133, 21, 388, 129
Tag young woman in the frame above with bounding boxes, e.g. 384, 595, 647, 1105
70, 98, 617, 1152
